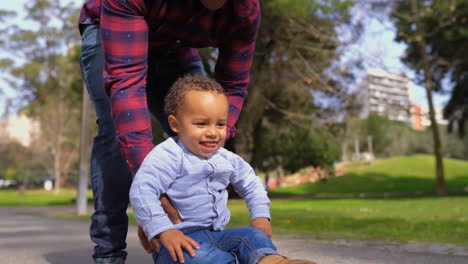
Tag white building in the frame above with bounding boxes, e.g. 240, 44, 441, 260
360, 68, 412, 123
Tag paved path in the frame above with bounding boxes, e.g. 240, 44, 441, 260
0, 206, 467, 264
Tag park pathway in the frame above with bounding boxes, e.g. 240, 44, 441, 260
0, 206, 467, 264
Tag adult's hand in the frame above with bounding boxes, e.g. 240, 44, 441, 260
160, 194, 182, 224
138, 194, 182, 253
138, 225, 158, 253
251, 217, 272, 238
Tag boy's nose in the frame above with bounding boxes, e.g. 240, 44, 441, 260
205, 126, 217, 138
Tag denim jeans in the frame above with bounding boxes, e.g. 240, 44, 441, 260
80, 24, 206, 263
152, 227, 279, 264
80, 24, 133, 262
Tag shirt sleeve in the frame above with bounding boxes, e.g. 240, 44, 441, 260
228, 152, 271, 221
215, 3, 261, 138
78, 0, 101, 35
100, 0, 152, 174
129, 140, 182, 240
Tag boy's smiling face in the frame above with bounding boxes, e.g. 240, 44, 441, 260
168, 90, 228, 158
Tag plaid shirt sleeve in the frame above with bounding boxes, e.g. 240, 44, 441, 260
101, 0, 152, 174
78, 0, 101, 35
215, 1, 261, 138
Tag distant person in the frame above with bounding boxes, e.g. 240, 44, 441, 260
130, 75, 317, 264
78, 0, 261, 263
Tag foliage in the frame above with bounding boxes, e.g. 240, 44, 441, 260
198, 0, 358, 172
366, 115, 423, 156
0, 0, 82, 190
231, 0, 357, 173
281, 128, 340, 172
340, 114, 468, 160
247, 119, 340, 173
388, 0, 468, 136
391, 0, 449, 195
428, 1, 468, 137
0, 140, 43, 183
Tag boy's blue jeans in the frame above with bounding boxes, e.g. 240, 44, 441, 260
152, 227, 279, 264
80, 24, 206, 263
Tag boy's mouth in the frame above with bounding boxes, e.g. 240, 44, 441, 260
200, 141, 218, 152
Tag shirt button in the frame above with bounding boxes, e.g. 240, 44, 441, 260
176, 39, 181, 44
209, 177, 213, 182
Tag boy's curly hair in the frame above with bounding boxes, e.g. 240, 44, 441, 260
164, 74, 225, 115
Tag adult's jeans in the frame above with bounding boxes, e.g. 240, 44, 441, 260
80, 24, 133, 262
152, 227, 279, 264
80, 24, 206, 263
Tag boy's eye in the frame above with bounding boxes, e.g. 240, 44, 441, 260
195, 122, 206, 126
217, 123, 226, 127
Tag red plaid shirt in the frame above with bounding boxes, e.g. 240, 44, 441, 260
78, 0, 101, 35
79, 0, 260, 173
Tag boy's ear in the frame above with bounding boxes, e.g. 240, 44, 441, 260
168, 115, 180, 133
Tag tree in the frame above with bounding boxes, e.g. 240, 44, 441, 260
419, 1, 468, 137
234, 0, 356, 173
196, 1, 361, 174
391, 0, 448, 195
0, 0, 82, 192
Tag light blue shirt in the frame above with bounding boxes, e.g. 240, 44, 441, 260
130, 137, 271, 240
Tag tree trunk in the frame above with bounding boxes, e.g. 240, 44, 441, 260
425, 59, 446, 193
412, 0, 446, 196
424, 77, 446, 195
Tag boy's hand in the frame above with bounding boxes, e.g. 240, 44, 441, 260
251, 217, 272, 238
160, 228, 200, 263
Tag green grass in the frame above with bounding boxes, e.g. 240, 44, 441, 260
62, 197, 468, 245
0, 189, 91, 206
270, 155, 468, 197
5, 154, 468, 244
226, 197, 468, 245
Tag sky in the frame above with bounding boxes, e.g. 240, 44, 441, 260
0, 1, 450, 118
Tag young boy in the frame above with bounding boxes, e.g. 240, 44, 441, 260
129, 75, 316, 264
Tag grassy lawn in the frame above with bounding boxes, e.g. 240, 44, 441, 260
115, 197, 468, 245
270, 155, 468, 197
30, 195, 468, 245
226, 197, 468, 245
4, 155, 468, 244
0, 189, 90, 206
